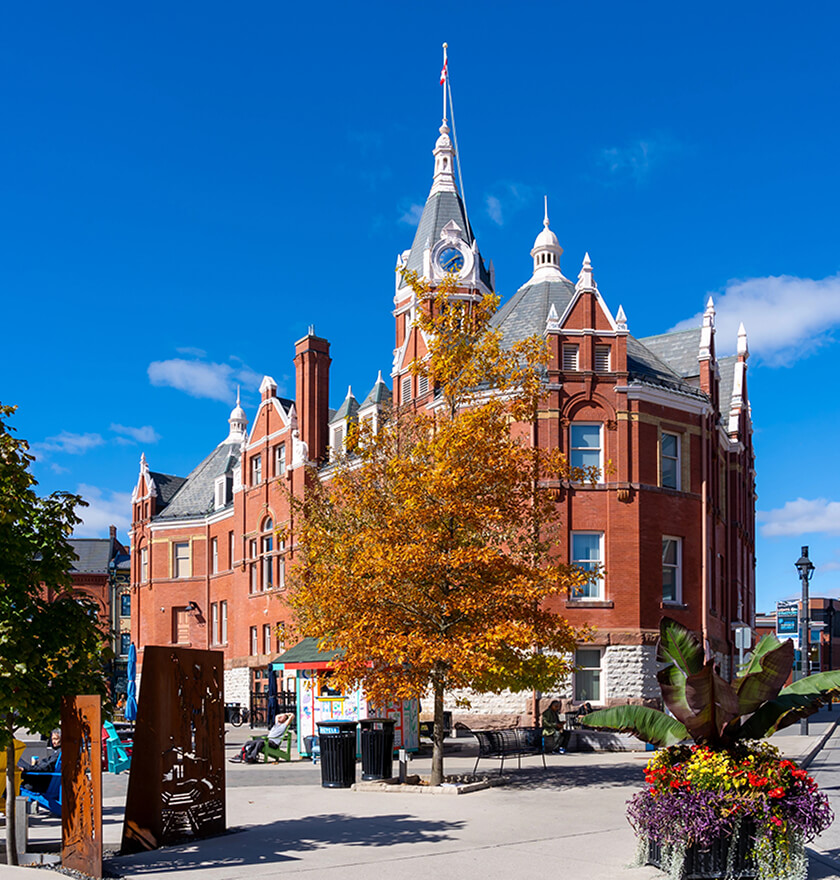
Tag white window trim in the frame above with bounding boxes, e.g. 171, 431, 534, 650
569, 422, 604, 481
220, 600, 228, 644
662, 536, 683, 605
211, 603, 219, 645
660, 430, 681, 491
211, 537, 218, 575
570, 531, 605, 600
562, 343, 580, 371
573, 646, 605, 704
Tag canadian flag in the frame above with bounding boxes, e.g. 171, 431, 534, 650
440, 52, 448, 85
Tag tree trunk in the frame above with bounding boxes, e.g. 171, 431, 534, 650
430, 678, 445, 787
6, 738, 18, 866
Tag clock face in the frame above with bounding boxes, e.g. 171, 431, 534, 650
438, 246, 465, 274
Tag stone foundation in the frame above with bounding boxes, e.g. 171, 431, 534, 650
224, 666, 250, 707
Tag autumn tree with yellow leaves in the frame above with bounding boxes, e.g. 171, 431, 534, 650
288, 274, 591, 785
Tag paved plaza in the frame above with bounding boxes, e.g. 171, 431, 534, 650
4, 708, 840, 879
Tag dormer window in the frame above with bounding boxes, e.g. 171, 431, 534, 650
331, 424, 344, 461
214, 474, 232, 509
401, 375, 412, 402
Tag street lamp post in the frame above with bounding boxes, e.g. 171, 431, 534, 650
795, 546, 816, 734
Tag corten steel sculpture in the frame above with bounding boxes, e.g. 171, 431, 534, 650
62, 695, 102, 878
121, 647, 225, 853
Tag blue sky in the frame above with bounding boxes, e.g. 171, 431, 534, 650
4, 1, 840, 612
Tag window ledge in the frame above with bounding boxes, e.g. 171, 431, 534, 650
566, 599, 614, 609
661, 601, 688, 610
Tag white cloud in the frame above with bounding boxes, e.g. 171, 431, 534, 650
758, 498, 840, 537
399, 203, 424, 226
597, 135, 679, 184
176, 346, 207, 358
484, 182, 534, 227
486, 195, 503, 226
110, 424, 161, 444
148, 356, 267, 402
670, 274, 840, 365
73, 484, 133, 537
32, 431, 105, 459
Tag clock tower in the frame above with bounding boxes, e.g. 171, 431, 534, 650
391, 112, 493, 407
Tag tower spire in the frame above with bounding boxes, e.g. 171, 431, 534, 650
544, 195, 550, 228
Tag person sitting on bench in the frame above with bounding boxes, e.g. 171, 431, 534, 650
233, 714, 292, 763
21, 729, 61, 793
541, 701, 570, 754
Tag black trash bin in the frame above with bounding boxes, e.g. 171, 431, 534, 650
316, 720, 358, 788
359, 718, 395, 780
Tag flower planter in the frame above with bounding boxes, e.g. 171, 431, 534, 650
646, 824, 756, 879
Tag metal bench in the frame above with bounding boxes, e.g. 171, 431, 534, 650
469, 727, 546, 775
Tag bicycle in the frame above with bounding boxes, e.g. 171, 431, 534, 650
228, 705, 249, 727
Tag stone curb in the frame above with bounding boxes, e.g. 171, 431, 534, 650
801, 717, 839, 770
352, 776, 508, 795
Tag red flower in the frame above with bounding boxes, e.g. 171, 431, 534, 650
791, 768, 807, 780
770, 816, 783, 827
768, 787, 785, 798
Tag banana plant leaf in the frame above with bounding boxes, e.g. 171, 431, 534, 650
738, 668, 840, 739
658, 663, 696, 727
656, 616, 705, 677
580, 704, 688, 747
682, 663, 741, 743
734, 637, 794, 715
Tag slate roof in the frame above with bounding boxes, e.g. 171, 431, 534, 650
148, 472, 187, 512
491, 278, 577, 347
637, 328, 703, 379
717, 355, 738, 406
273, 636, 344, 666
360, 378, 392, 409
153, 441, 241, 521
68, 539, 111, 573
331, 392, 360, 424
401, 190, 493, 290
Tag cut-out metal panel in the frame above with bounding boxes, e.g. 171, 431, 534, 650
62, 694, 102, 878
121, 647, 225, 853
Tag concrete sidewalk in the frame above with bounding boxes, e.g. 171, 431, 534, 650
2, 707, 839, 880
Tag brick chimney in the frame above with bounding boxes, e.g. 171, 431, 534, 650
293, 328, 331, 465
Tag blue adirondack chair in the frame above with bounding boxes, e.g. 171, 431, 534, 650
20, 753, 62, 816
103, 721, 132, 774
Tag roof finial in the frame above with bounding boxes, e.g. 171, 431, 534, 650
616, 304, 628, 331
544, 195, 550, 228
737, 322, 749, 359
236, 385, 241, 406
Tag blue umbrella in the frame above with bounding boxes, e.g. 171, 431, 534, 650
125, 643, 138, 722
266, 665, 279, 727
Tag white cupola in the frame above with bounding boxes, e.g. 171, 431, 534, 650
226, 387, 248, 444
528, 197, 566, 282
430, 122, 457, 196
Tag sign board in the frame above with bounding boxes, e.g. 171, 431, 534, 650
776, 601, 799, 639
734, 627, 752, 650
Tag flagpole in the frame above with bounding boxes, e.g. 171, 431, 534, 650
441, 42, 448, 123
446, 73, 471, 239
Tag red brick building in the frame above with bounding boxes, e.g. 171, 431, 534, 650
130, 104, 755, 714
48, 529, 132, 697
